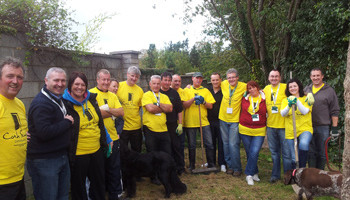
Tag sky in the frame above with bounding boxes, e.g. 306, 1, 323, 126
68, 0, 206, 54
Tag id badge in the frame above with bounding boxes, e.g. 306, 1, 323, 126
227, 107, 233, 114
252, 114, 259, 122
271, 106, 278, 114
155, 113, 161, 116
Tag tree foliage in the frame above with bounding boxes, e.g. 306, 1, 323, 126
0, 0, 78, 49
0, 0, 113, 64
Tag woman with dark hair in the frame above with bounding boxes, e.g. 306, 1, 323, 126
239, 81, 267, 186
281, 78, 313, 170
62, 71, 111, 200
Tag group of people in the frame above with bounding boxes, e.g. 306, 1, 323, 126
0, 55, 340, 200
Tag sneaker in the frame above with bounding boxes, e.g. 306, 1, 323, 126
232, 171, 242, 177
253, 174, 260, 182
246, 175, 254, 185
201, 163, 208, 167
226, 169, 234, 174
220, 165, 227, 173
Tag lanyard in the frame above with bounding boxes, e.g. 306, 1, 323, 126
250, 95, 260, 114
271, 84, 280, 105
229, 83, 238, 106
152, 91, 160, 104
41, 88, 67, 116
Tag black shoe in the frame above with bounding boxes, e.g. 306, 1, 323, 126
177, 168, 185, 175
136, 177, 145, 182
269, 178, 279, 183
151, 177, 161, 185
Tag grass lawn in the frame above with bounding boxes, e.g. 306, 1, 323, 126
131, 147, 338, 200
27, 147, 338, 200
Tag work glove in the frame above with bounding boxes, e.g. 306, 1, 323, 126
305, 93, 315, 106
330, 126, 339, 141
287, 96, 297, 108
99, 104, 110, 111
194, 95, 204, 105
176, 124, 183, 135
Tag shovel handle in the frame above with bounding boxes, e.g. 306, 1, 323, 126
292, 104, 299, 168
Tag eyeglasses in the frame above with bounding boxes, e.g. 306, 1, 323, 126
227, 76, 237, 80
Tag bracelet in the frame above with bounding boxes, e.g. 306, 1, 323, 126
203, 101, 206, 105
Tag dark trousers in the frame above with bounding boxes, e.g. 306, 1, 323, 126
71, 148, 105, 200
120, 129, 143, 153
0, 179, 25, 200
143, 126, 171, 155
167, 121, 185, 171
210, 120, 226, 166
105, 140, 123, 199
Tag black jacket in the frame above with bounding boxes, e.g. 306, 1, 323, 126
63, 93, 108, 168
27, 86, 72, 159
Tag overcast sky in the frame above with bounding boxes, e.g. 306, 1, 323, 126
68, 0, 205, 54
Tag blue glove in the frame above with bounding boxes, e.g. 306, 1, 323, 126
197, 96, 205, 104
195, 99, 201, 105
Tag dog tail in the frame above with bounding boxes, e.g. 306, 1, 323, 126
170, 169, 187, 194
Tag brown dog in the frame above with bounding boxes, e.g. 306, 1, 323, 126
284, 168, 342, 200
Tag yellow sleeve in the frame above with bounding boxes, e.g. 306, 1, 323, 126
142, 92, 155, 106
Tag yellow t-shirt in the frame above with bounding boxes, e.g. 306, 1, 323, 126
281, 96, 313, 139
89, 87, 122, 141
176, 87, 185, 101
74, 101, 101, 155
263, 83, 287, 128
142, 91, 171, 132
239, 125, 266, 137
218, 80, 247, 123
312, 83, 324, 94
175, 87, 185, 126
117, 81, 144, 130
183, 86, 216, 128
0, 94, 28, 185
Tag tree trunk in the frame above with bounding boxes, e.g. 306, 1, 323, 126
246, 0, 260, 60
342, 40, 350, 199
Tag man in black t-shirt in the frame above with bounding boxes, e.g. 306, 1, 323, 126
160, 72, 185, 175
208, 72, 226, 172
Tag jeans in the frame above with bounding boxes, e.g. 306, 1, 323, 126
105, 140, 123, 199
240, 134, 264, 176
27, 155, 70, 200
267, 127, 290, 180
220, 120, 242, 172
186, 126, 214, 151
308, 126, 329, 169
285, 131, 313, 170
210, 121, 225, 166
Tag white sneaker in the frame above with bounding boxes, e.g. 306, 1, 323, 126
220, 165, 226, 172
253, 174, 260, 182
246, 175, 254, 185
201, 163, 208, 167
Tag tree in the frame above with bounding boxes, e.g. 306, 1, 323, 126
0, 0, 113, 64
140, 44, 158, 68
342, 40, 350, 199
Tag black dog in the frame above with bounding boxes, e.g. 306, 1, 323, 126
120, 142, 187, 198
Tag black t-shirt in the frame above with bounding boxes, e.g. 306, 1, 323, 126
160, 88, 183, 123
207, 86, 222, 122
